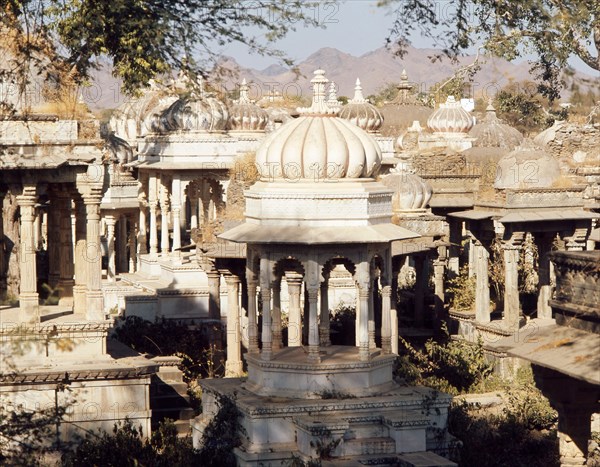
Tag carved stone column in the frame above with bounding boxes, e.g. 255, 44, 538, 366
433, 247, 447, 325
448, 219, 462, 277
536, 234, 554, 319
358, 286, 370, 361
84, 193, 104, 320
73, 198, 87, 314
368, 271, 377, 349
246, 278, 259, 354
391, 266, 399, 355
105, 215, 116, 282
306, 286, 320, 363
171, 175, 181, 259
137, 174, 148, 262
159, 178, 170, 255
271, 278, 282, 351
319, 278, 331, 347
413, 254, 427, 327
286, 272, 303, 347
149, 200, 158, 257
503, 233, 523, 331
47, 194, 60, 288
17, 186, 39, 321
128, 216, 137, 273
117, 216, 128, 273
474, 239, 491, 323
381, 285, 392, 354
224, 274, 243, 377
57, 191, 74, 306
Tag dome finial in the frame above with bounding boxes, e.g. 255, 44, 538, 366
401, 69, 408, 81
298, 69, 338, 115
350, 78, 367, 104
327, 81, 340, 109
238, 78, 251, 104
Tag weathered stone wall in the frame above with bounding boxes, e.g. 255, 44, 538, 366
542, 123, 600, 165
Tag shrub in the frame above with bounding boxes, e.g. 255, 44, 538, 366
446, 266, 475, 312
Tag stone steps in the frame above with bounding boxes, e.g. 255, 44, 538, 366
343, 436, 396, 456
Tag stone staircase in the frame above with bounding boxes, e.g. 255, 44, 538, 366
149, 357, 195, 436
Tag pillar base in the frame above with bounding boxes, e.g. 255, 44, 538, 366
58, 279, 75, 307
18, 293, 40, 323
73, 285, 87, 315
86, 291, 105, 321
225, 361, 244, 378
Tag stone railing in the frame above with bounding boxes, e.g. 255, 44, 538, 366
549, 250, 600, 334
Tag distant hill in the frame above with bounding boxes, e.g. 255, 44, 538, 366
87, 45, 599, 111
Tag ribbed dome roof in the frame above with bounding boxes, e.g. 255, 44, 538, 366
339, 78, 384, 132
495, 141, 560, 189
380, 166, 432, 210
255, 70, 382, 180
469, 103, 523, 150
160, 79, 228, 132
427, 96, 474, 134
229, 79, 268, 131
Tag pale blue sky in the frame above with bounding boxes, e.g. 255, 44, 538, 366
218, 0, 595, 75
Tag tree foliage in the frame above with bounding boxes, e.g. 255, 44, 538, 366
1, 1, 317, 94
380, 0, 600, 99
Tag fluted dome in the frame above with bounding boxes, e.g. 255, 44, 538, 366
380, 166, 433, 210
255, 70, 382, 179
142, 95, 180, 134
105, 133, 133, 166
229, 79, 268, 131
427, 96, 474, 134
162, 80, 228, 132
495, 141, 560, 189
339, 78, 383, 132
469, 103, 523, 150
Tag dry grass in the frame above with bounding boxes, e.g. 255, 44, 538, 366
550, 176, 575, 188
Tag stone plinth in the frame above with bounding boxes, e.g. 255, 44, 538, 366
245, 346, 396, 399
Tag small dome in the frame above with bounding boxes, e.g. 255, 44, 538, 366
427, 96, 474, 134
142, 95, 180, 134
255, 70, 382, 180
229, 79, 268, 131
495, 141, 560, 189
380, 165, 433, 210
469, 103, 523, 150
162, 80, 228, 132
339, 78, 383, 132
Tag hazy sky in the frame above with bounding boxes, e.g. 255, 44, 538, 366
218, 0, 595, 75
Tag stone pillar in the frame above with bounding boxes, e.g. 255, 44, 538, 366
149, 200, 158, 257
207, 269, 221, 320
159, 179, 170, 255
448, 219, 462, 277
260, 258, 273, 361
355, 284, 361, 347
503, 234, 523, 331
286, 272, 303, 347
57, 192, 74, 306
414, 254, 426, 328
381, 285, 392, 354
563, 227, 588, 252
17, 186, 39, 321
358, 285, 370, 361
190, 197, 198, 231
225, 274, 243, 377
391, 269, 399, 354
271, 278, 282, 351
171, 175, 181, 259
368, 273, 376, 350
433, 250, 446, 325
306, 286, 320, 363
137, 176, 148, 262
536, 234, 554, 320
319, 279, 331, 347
84, 194, 104, 320
105, 215, 116, 282
474, 239, 491, 323
246, 278, 259, 354
73, 199, 87, 315
128, 216, 137, 273
556, 406, 592, 467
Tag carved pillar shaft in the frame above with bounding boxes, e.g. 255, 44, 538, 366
503, 242, 521, 331
537, 235, 553, 320
57, 193, 74, 306
358, 288, 370, 361
128, 216, 137, 273
391, 269, 399, 354
381, 285, 392, 354
225, 275, 243, 377
474, 240, 490, 323
433, 253, 446, 325
307, 287, 320, 362
260, 257, 273, 360
271, 279, 282, 351
414, 255, 426, 327
149, 201, 158, 256
17, 187, 38, 321
47, 195, 60, 288
368, 276, 376, 349
246, 279, 259, 353
117, 216, 128, 273
105, 215, 116, 282
171, 176, 181, 257
207, 271, 221, 320
84, 197, 104, 320
319, 280, 331, 347
287, 274, 303, 347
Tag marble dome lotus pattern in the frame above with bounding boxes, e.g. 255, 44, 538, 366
339, 78, 383, 132
427, 95, 474, 134
229, 79, 269, 131
255, 70, 382, 180
469, 103, 523, 150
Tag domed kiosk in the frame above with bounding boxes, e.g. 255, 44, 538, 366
194, 70, 454, 466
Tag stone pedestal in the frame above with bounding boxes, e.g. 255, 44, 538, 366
84, 196, 104, 320
286, 273, 303, 347
17, 187, 39, 322
225, 274, 243, 377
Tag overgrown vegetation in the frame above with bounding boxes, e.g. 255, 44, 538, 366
112, 316, 224, 381
446, 265, 476, 312
394, 324, 494, 394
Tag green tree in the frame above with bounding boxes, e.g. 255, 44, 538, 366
380, 0, 600, 99
1, 1, 317, 94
